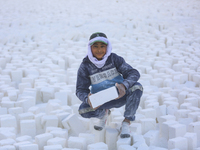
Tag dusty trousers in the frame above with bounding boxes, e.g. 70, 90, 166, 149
79, 82, 143, 121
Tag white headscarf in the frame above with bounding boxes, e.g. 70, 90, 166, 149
87, 37, 112, 68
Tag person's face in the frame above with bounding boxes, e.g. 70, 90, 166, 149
91, 42, 107, 60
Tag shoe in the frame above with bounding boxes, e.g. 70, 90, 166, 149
94, 109, 111, 131
120, 121, 130, 138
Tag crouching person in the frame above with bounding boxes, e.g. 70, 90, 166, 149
76, 32, 143, 138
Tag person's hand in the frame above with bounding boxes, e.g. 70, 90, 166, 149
115, 83, 126, 99
87, 93, 101, 110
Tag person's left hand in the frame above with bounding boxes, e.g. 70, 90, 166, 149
115, 83, 126, 99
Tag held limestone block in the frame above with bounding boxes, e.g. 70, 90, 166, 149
19, 144, 39, 150
169, 124, 187, 139
20, 120, 36, 138
105, 127, 119, 150
68, 136, 87, 150
89, 86, 118, 109
168, 137, 188, 150
35, 133, 53, 150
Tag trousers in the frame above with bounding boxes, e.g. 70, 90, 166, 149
78, 82, 143, 121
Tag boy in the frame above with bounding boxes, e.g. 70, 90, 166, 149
76, 32, 143, 138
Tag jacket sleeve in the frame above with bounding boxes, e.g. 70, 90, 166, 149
113, 53, 140, 89
76, 63, 91, 104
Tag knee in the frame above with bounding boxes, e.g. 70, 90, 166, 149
129, 82, 143, 93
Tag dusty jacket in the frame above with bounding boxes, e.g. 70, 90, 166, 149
76, 53, 140, 104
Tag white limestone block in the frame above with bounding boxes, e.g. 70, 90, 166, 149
140, 108, 156, 119
0, 138, 16, 146
70, 93, 81, 106
178, 91, 189, 105
28, 106, 40, 114
156, 105, 167, 122
105, 128, 119, 150
15, 99, 33, 112
11, 69, 23, 83
18, 112, 34, 120
79, 117, 90, 131
7, 91, 18, 101
15, 141, 33, 150
168, 137, 188, 150
117, 137, 131, 149
0, 130, 16, 140
20, 120, 36, 138
160, 120, 178, 139
47, 137, 66, 148
0, 145, 16, 150
118, 145, 136, 150
188, 112, 200, 122
68, 136, 86, 150
18, 83, 32, 94
130, 123, 142, 135
41, 115, 58, 129
169, 124, 186, 139
1, 101, 15, 109
89, 86, 118, 109
132, 141, 149, 150
188, 121, 200, 147
62, 114, 86, 136
46, 102, 61, 115
35, 113, 45, 134
87, 142, 108, 150
56, 112, 70, 128
175, 109, 191, 120
150, 78, 163, 88
44, 145, 62, 150
50, 130, 68, 140
41, 87, 55, 103
55, 91, 68, 105
16, 135, 32, 142
0, 115, 17, 129
144, 130, 159, 146
184, 132, 197, 150
19, 144, 39, 150
0, 107, 7, 115
8, 107, 23, 117
139, 118, 156, 134
79, 133, 95, 145
35, 133, 53, 150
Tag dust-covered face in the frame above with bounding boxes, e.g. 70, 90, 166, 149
91, 42, 107, 60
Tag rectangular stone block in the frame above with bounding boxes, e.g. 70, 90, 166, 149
20, 120, 36, 138
47, 137, 66, 148
168, 137, 188, 150
89, 86, 118, 109
62, 114, 86, 136
169, 124, 186, 139
35, 133, 53, 150
68, 136, 86, 150
139, 118, 156, 134
184, 132, 197, 150
19, 144, 39, 150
